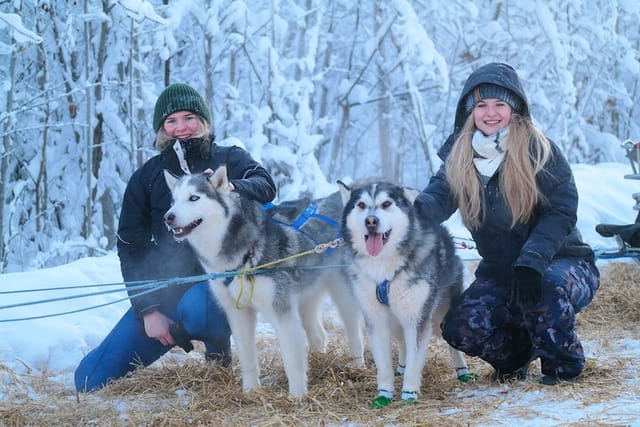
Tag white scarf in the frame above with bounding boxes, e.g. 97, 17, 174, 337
472, 127, 509, 179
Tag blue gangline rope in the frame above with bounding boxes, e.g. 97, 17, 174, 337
0, 265, 348, 322
2, 235, 636, 322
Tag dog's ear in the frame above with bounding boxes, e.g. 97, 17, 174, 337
208, 165, 229, 191
164, 169, 179, 193
337, 180, 352, 205
403, 187, 420, 205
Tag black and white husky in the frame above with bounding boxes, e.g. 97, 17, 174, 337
338, 180, 472, 407
163, 166, 363, 398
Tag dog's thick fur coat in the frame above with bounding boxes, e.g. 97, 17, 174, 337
339, 180, 469, 404
164, 167, 363, 398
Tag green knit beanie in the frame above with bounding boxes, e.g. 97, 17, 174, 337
152, 83, 212, 132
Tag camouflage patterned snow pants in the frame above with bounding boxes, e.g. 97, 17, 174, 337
441, 258, 600, 378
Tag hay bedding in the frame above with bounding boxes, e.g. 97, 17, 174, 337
1, 262, 638, 426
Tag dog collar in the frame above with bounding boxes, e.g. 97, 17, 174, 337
376, 279, 390, 305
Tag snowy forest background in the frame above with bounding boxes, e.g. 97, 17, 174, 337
1, 0, 639, 273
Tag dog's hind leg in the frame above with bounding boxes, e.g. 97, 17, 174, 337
448, 346, 469, 376
299, 284, 327, 353
437, 318, 471, 380
433, 298, 472, 380
327, 271, 365, 368
267, 305, 309, 398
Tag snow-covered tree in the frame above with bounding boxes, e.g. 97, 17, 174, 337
0, 0, 638, 271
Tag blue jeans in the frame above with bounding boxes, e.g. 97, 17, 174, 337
74, 281, 231, 392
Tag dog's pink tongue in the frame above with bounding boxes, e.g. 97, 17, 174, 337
365, 233, 384, 256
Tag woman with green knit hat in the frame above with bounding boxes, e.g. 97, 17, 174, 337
75, 83, 276, 392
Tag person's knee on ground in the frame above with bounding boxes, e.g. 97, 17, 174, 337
74, 308, 170, 392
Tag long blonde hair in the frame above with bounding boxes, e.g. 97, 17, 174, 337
445, 114, 552, 229
154, 115, 211, 151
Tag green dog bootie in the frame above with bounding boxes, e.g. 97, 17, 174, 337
456, 367, 479, 383
457, 372, 479, 383
371, 395, 392, 409
371, 389, 393, 409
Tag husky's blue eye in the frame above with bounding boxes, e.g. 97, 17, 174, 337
382, 201, 392, 209
189, 195, 200, 201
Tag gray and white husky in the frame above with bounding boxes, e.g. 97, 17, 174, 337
338, 180, 472, 407
163, 166, 364, 398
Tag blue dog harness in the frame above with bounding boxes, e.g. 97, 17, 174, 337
221, 202, 341, 288
263, 201, 341, 245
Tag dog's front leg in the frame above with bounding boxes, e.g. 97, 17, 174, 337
394, 321, 406, 374
365, 308, 395, 399
229, 307, 260, 392
211, 282, 260, 392
400, 320, 431, 400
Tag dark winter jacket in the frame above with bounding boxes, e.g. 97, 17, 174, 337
415, 63, 594, 284
117, 137, 276, 318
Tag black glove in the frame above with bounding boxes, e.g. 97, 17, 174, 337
512, 266, 543, 307
179, 137, 210, 158
169, 323, 194, 352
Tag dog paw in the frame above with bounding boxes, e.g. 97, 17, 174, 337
400, 390, 418, 402
399, 398, 418, 407
347, 357, 366, 369
457, 372, 479, 383
370, 395, 393, 409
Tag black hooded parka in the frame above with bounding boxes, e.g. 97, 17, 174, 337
116, 137, 276, 318
415, 63, 594, 284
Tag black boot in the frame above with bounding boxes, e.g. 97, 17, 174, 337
492, 354, 537, 383
540, 373, 578, 385
492, 364, 530, 383
205, 339, 232, 368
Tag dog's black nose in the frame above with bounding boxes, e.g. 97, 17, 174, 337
365, 215, 378, 231
164, 213, 174, 224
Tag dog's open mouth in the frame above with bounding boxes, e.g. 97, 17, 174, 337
364, 229, 391, 256
170, 219, 203, 239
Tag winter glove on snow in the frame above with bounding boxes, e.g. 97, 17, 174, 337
512, 266, 543, 308
169, 323, 194, 353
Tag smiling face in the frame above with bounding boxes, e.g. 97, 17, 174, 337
162, 110, 203, 140
472, 98, 512, 136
